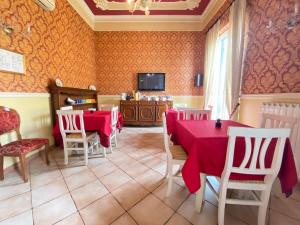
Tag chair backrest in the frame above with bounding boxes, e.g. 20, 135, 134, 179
222, 127, 290, 186
60, 106, 73, 110
162, 113, 173, 160
0, 106, 21, 139
99, 104, 115, 111
178, 109, 212, 120
56, 110, 86, 139
111, 106, 118, 128
260, 113, 297, 137
173, 103, 188, 109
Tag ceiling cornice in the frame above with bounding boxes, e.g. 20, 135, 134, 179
68, 0, 226, 31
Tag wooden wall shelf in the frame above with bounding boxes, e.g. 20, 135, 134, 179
49, 85, 98, 125
120, 100, 173, 126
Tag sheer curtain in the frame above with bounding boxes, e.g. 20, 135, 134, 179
204, 21, 220, 115
225, 0, 247, 120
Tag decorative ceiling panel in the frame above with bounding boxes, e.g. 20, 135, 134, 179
84, 0, 210, 15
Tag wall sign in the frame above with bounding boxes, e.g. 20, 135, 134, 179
0, 48, 25, 74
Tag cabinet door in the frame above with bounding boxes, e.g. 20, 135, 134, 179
121, 104, 138, 122
139, 105, 155, 122
156, 105, 167, 122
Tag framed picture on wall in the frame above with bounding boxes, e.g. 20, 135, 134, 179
0, 48, 25, 74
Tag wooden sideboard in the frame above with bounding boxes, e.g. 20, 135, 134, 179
49, 85, 98, 125
120, 100, 173, 126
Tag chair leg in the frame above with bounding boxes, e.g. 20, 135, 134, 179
109, 136, 113, 153
0, 155, 4, 180
166, 160, 173, 197
218, 182, 227, 225
44, 143, 50, 165
84, 142, 89, 166
114, 131, 117, 147
196, 173, 207, 212
258, 191, 270, 225
19, 154, 28, 182
64, 142, 68, 165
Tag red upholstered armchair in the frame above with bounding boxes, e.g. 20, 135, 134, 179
0, 106, 49, 182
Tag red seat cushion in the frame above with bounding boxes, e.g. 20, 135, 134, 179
0, 138, 49, 155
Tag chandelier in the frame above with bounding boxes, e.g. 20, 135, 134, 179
127, 0, 160, 16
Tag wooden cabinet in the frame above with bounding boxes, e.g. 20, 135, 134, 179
120, 100, 173, 126
49, 85, 98, 125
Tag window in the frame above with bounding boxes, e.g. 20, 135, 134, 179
210, 31, 229, 119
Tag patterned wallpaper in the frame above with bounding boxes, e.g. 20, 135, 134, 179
95, 32, 205, 96
0, 0, 97, 92
242, 0, 300, 94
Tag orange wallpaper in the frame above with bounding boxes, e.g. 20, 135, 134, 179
0, 0, 97, 92
242, 0, 300, 94
95, 32, 205, 96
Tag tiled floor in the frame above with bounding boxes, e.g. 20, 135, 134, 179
0, 127, 299, 225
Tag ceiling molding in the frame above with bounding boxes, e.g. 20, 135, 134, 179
68, 0, 225, 31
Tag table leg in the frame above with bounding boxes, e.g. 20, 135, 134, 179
195, 173, 206, 212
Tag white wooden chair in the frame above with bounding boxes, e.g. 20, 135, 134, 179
109, 106, 118, 152
173, 103, 188, 109
99, 104, 115, 111
203, 127, 290, 225
260, 113, 297, 136
177, 109, 212, 120
56, 110, 102, 165
162, 113, 187, 196
60, 106, 73, 110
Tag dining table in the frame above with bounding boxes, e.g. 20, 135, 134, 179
166, 111, 298, 198
52, 110, 124, 148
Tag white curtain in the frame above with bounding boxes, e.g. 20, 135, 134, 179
225, 0, 247, 120
204, 21, 220, 113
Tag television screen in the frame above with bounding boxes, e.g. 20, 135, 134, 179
138, 73, 165, 91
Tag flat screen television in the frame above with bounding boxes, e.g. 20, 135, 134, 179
138, 73, 165, 91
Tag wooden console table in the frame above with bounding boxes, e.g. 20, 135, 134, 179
120, 100, 173, 126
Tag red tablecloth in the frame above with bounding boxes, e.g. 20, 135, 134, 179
52, 111, 124, 148
169, 119, 298, 197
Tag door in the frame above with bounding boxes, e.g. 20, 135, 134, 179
138, 105, 156, 122
120, 102, 138, 122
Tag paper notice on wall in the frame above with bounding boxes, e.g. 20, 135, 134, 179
0, 48, 25, 74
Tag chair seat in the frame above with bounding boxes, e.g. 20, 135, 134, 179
66, 132, 95, 139
171, 145, 187, 160
0, 138, 49, 155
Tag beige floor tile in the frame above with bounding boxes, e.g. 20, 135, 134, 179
100, 169, 132, 191
30, 169, 62, 189
127, 150, 152, 160
0, 192, 31, 222
153, 181, 190, 210
139, 155, 164, 168
151, 161, 168, 176
111, 180, 149, 210
0, 210, 33, 225
65, 169, 97, 191
87, 157, 109, 169
71, 180, 109, 209
80, 194, 125, 225
0, 181, 30, 201
129, 194, 174, 225
32, 178, 68, 207
270, 194, 300, 220
0, 170, 25, 187
91, 161, 118, 178
125, 162, 150, 178
110, 213, 137, 225
165, 213, 192, 225
117, 157, 139, 170
135, 169, 164, 192
33, 194, 77, 225
55, 212, 84, 225
60, 165, 88, 178
269, 209, 300, 225
227, 204, 258, 225
177, 195, 246, 225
